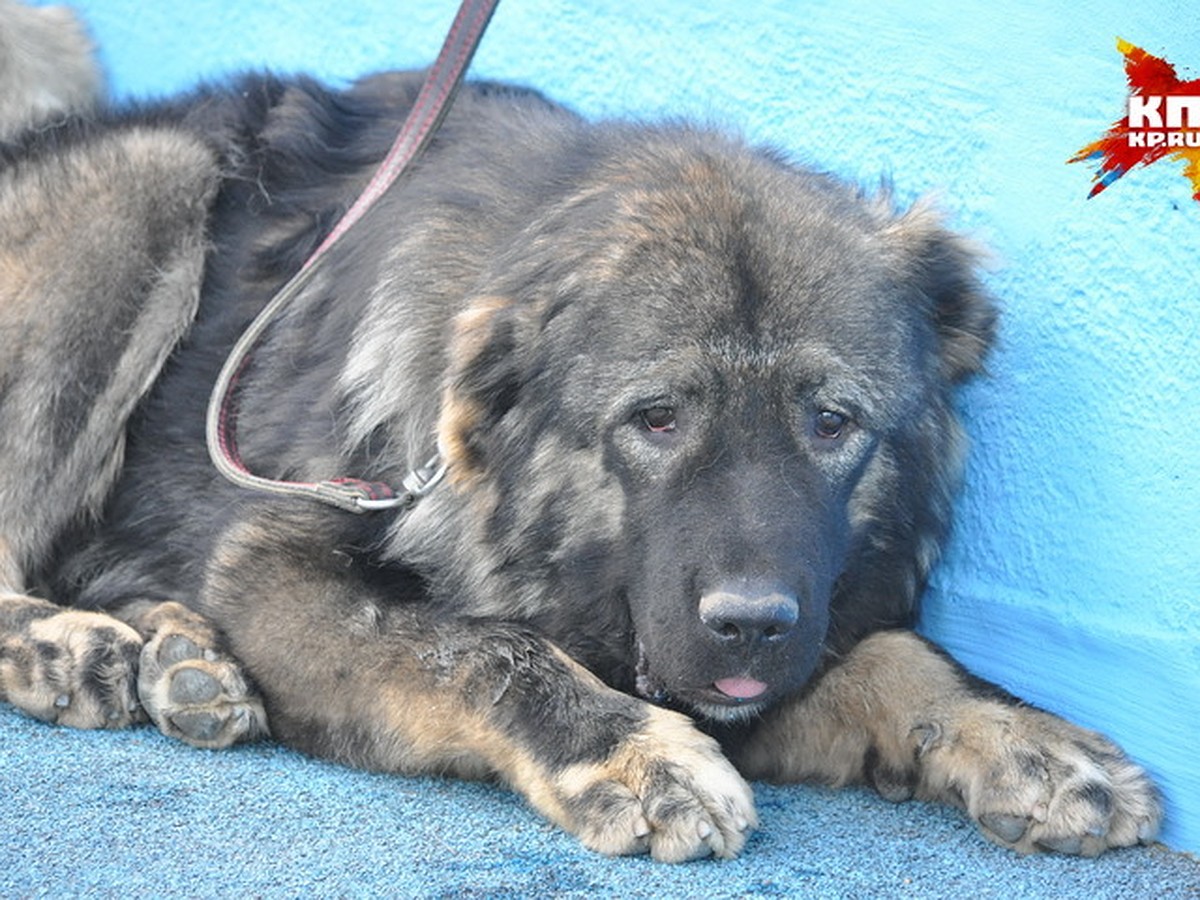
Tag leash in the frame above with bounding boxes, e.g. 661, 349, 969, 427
205, 0, 499, 514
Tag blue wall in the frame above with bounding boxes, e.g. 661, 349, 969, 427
57, 0, 1200, 853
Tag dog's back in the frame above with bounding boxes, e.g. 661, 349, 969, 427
0, 0, 103, 139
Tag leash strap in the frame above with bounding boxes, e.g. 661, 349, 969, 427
205, 0, 498, 513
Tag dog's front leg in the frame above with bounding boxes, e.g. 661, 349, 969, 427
198, 506, 755, 862
734, 630, 1160, 856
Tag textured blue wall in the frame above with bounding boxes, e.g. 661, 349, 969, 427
58, 0, 1200, 853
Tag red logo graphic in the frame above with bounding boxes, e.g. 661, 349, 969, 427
1070, 39, 1200, 201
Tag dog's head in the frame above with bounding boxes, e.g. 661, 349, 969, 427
437, 128, 995, 721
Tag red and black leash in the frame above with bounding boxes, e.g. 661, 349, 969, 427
205, 0, 499, 513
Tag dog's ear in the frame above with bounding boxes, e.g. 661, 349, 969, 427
437, 295, 522, 483
883, 201, 999, 382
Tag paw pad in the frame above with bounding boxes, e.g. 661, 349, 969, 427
979, 813, 1029, 844
168, 667, 222, 705
138, 627, 269, 749
168, 709, 225, 743
158, 634, 202, 666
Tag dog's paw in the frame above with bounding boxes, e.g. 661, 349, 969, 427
136, 605, 268, 749
916, 703, 1160, 856
0, 604, 144, 728
554, 707, 756, 862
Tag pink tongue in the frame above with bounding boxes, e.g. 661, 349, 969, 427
714, 677, 769, 700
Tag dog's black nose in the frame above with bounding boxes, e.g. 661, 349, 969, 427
699, 580, 799, 645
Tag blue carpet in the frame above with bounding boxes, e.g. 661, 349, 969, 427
2, 705, 1196, 898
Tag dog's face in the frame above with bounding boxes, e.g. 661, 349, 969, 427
438, 132, 995, 720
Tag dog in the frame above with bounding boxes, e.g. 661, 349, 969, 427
0, 15, 1160, 862
0, 0, 102, 140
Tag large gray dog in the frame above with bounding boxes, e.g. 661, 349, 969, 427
0, 3, 1159, 862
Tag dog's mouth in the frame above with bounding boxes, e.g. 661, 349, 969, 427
712, 676, 770, 700
634, 641, 771, 722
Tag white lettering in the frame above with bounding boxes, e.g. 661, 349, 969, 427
1166, 96, 1200, 128
1128, 95, 1200, 129
1128, 130, 1200, 148
1129, 94, 1163, 127
1165, 131, 1200, 147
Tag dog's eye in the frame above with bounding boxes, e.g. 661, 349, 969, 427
814, 410, 849, 440
639, 407, 677, 433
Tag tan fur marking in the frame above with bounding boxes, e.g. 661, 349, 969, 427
26, 610, 139, 643
738, 630, 1161, 855
372, 680, 515, 779
436, 390, 485, 485
437, 295, 513, 484
446, 295, 513, 366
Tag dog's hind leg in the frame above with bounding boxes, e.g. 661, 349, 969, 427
0, 590, 144, 729
0, 122, 230, 739
0, 126, 220, 585
0, 591, 268, 745
112, 599, 269, 749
